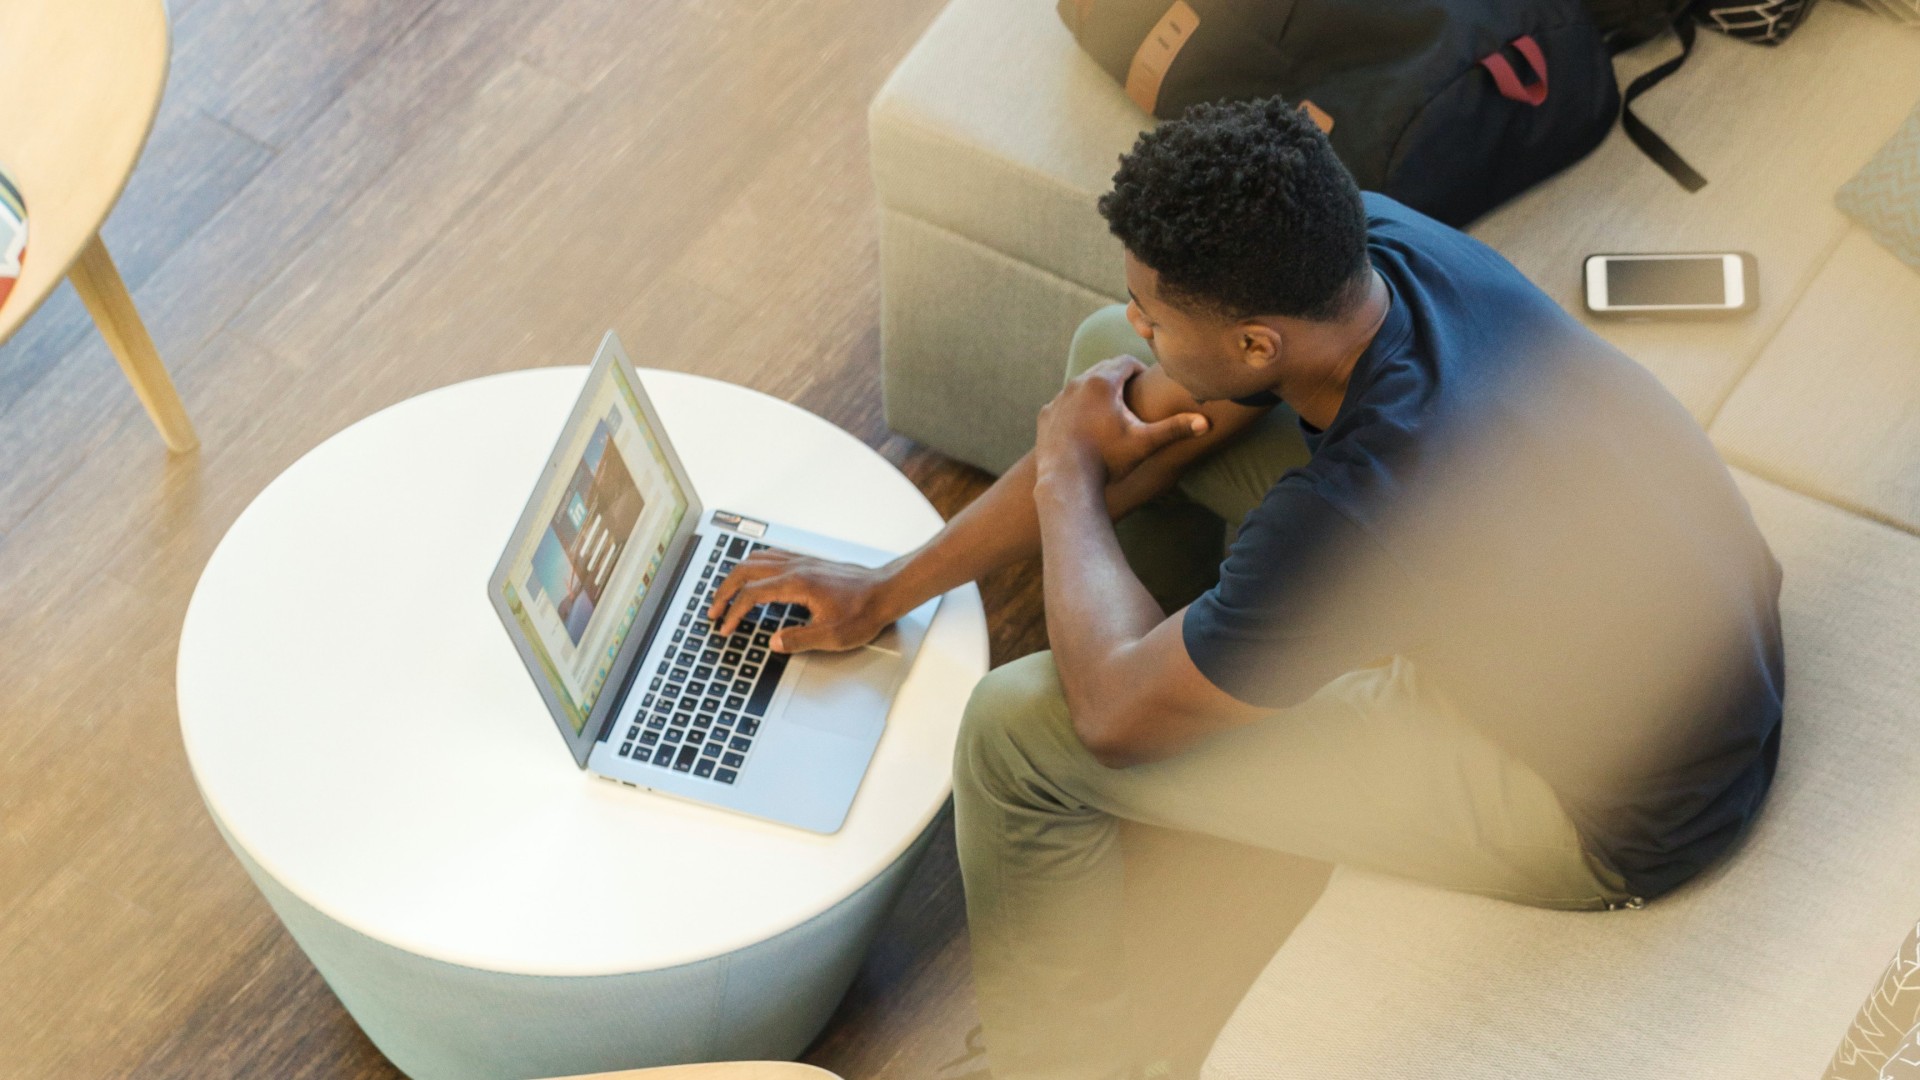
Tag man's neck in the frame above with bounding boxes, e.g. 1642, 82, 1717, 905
1281, 269, 1390, 431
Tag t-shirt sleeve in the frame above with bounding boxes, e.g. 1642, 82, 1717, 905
1182, 482, 1407, 709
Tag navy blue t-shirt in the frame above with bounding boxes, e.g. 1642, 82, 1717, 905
1183, 194, 1784, 900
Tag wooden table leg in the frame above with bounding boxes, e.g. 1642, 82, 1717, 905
68, 233, 199, 453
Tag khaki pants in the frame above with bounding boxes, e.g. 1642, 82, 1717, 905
953, 306, 1637, 1080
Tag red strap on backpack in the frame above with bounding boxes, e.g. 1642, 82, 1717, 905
1480, 35, 1549, 106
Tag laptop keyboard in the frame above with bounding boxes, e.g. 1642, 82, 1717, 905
615, 534, 808, 785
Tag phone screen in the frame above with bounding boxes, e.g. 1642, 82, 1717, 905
1606, 256, 1727, 307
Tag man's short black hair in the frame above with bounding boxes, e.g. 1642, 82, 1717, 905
1097, 95, 1370, 323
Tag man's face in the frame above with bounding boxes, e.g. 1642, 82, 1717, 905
1121, 252, 1271, 403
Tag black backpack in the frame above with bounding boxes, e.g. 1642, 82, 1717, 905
1586, 0, 1693, 45
1058, 0, 1622, 225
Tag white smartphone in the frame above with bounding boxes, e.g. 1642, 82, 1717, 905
1583, 252, 1758, 318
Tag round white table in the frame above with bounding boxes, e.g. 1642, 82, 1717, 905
178, 368, 988, 1079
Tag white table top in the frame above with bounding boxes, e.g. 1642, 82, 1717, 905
178, 367, 988, 976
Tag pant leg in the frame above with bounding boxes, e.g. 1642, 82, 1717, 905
979, 308, 1613, 1077
954, 650, 1632, 1080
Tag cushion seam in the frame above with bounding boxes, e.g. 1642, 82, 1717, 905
1701, 221, 1855, 430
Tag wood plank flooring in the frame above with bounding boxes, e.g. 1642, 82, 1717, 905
0, 1, 1325, 1075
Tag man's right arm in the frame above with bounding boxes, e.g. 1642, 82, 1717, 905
877, 366, 1268, 617
707, 363, 1273, 652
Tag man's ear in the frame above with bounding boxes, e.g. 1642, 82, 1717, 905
1238, 322, 1283, 373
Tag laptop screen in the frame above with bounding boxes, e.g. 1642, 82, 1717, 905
495, 356, 690, 735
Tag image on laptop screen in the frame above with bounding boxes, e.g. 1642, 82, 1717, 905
497, 361, 689, 733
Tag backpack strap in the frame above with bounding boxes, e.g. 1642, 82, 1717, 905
1618, 16, 1709, 192
1480, 36, 1551, 106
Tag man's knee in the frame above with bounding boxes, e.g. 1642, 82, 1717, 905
1067, 303, 1152, 384
953, 652, 1089, 797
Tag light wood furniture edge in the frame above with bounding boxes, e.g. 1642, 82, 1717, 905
69, 234, 197, 450
0, 0, 198, 452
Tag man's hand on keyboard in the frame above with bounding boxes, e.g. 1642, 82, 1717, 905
707, 550, 897, 654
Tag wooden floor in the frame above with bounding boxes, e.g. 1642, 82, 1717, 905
0, 1, 1324, 1076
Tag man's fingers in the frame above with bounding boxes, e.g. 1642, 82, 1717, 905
1136, 411, 1209, 453
1088, 354, 1147, 383
715, 577, 833, 639
707, 557, 782, 622
711, 577, 789, 636
715, 579, 779, 637
769, 620, 842, 655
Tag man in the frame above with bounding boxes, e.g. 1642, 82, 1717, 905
707, 96, 1783, 1079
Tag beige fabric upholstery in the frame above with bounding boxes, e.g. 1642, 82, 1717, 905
869, 0, 1146, 472
872, 0, 1920, 474
871, 5, 1920, 1070
870, 0, 1139, 302
1470, 8, 1920, 421
1828, 920, 1920, 1080
1203, 473, 1920, 1079
1712, 228, 1920, 535
877, 210, 1117, 473
1886, 1031, 1920, 1080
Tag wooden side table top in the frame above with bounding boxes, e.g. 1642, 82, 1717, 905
0, 0, 168, 342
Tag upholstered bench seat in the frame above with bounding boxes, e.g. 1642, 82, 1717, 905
873, 0, 1920, 1072
871, 0, 1920, 471
1714, 229, 1920, 536
1206, 473, 1920, 1077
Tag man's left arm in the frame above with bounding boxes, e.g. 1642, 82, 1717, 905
1032, 359, 1273, 768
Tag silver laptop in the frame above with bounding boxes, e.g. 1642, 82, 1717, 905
488, 331, 939, 833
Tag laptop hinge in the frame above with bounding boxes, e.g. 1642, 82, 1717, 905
592, 533, 704, 745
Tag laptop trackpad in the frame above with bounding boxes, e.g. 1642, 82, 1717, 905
779, 647, 898, 740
